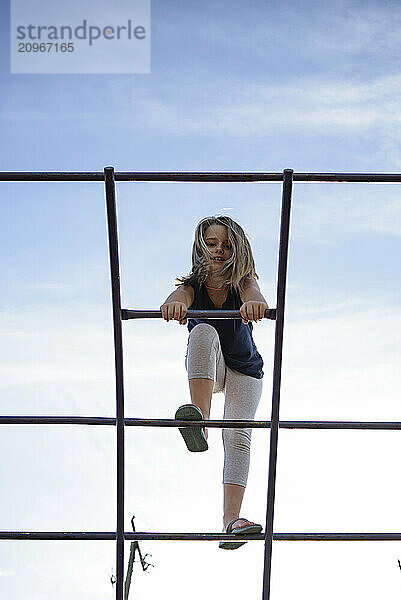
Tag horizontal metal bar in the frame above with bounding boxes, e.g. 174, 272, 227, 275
125, 418, 268, 428
0, 416, 269, 428
0, 172, 281, 182
125, 419, 401, 429
0, 532, 116, 540
1, 531, 401, 541
294, 173, 401, 183
1, 172, 401, 183
278, 421, 401, 430
274, 533, 401, 541
1, 417, 401, 429
122, 308, 276, 320
126, 532, 401, 541
0, 531, 263, 542
0, 416, 116, 425
0, 172, 105, 182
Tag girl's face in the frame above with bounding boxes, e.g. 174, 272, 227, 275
203, 224, 232, 272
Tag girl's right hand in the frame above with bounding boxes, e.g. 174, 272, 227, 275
160, 301, 188, 325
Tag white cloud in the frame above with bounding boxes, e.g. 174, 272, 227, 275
194, 1, 401, 58
135, 73, 401, 137
291, 186, 401, 241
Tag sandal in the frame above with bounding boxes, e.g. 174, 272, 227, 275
175, 404, 208, 452
219, 518, 263, 550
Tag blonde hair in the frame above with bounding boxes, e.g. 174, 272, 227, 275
175, 215, 259, 292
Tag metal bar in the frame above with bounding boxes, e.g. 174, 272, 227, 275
263, 169, 294, 600
122, 308, 276, 320
115, 172, 401, 183
0, 416, 116, 425
0, 532, 116, 540
293, 173, 401, 183
0, 172, 105, 181
2, 531, 401, 541
1, 171, 401, 182
277, 421, 401, 430
123, 418, 286, 428
1, 417, 401, 429
122, 532, 401, 542
124, 419, 401, 429
104, 166, 125, 600
273, 533, 401, 541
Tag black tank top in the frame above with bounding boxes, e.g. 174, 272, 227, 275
187, 280, 264, 379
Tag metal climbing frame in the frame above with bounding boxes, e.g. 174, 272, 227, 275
1, 168, 401, 600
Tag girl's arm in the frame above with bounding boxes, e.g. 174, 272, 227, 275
239, 277, 269, 324
160, 285, 194, 323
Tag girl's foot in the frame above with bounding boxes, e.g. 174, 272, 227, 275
223, 517, 262, 534
175, 404, 208, 452
219, 518, 262, 550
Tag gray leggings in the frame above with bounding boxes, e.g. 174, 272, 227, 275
184, 323, 263, 487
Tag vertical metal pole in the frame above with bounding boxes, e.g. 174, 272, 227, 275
262, 169, 293, 600
104, 166, 125, 600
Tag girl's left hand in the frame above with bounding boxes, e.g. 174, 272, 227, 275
240, 301, 268, 324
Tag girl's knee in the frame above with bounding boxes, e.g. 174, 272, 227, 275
222, 428, 252, 452
189, 322, 217, 338
188, 323, 219, 347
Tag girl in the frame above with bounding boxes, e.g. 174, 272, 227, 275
160, 215, 268, 550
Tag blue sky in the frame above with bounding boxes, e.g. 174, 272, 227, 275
0, 1, 400, 599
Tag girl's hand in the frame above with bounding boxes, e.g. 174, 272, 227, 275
160, 301, 188, 325
240, 301, 268, 324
